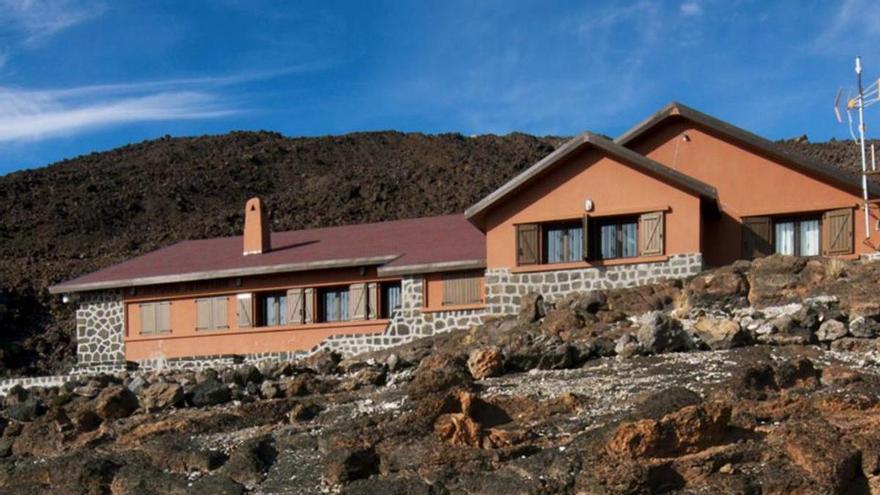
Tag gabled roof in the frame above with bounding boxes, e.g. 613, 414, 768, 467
49, 214, 486, 294
616, 101, 880, 197
464, 131, 718, 227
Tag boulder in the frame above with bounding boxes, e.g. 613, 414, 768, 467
260, 380, 282, 399
95, 386, 139, 420
466, 348, 504, 380
769, 418, 860, 494
126, 376, 148, 394
614, 333, 642, 359
409, 354, 473, 396
140, 382, 184, 412
849, 316, 880, 338
232, 365, 263, 386
572, 291, 607, 316
817, 319, 848, 342
636, 311, 690, 354
686, 264, 749, 309
188, 378, 231, 407
221, 436, 277, 487
303, 350, 341, 375
434, 412, 482, 448
5, 397, 45, 422
691, 317, 750, 350
539, 308, 583, 338
518, 293, 545, 323
70, 406, 102, 433
606, 401, 731, 458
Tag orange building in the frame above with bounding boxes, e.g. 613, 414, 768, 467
50, 103, 880, 371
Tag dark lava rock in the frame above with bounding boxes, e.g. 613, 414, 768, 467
189, 474, 246, 495
189, 378, 232, 407
5, 397, 45, 422
95, 385, 139, 420
343, 476, 447, 495
518, 293, 546, 323
221, 436, 278, 487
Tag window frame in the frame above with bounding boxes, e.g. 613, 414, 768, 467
542, 220, 584, 264
772, 215, 822, 257
594, 215, 639, 260
380, 281, 402, 319
255, 291, 288, 328
318, 286, 350, 323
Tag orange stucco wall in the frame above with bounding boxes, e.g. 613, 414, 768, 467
123, 266, 397, 361
484, 147, 703, 269
627, 118, 880, 266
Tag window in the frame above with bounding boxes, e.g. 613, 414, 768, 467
196, 297, 228, 330
140, 301, 171, 335
774, 216, 820, 256
320, 287, 349, 322
596, 217, 638, 260
543, 222, 583, 263
258, 292, 287, 327
380, 282, 402, 318
442, 272, 483, 306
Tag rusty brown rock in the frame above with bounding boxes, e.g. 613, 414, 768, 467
466, 348, 504, 380
607, 402, 731, 458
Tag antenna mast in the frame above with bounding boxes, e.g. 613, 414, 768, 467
835, 56, 880, 239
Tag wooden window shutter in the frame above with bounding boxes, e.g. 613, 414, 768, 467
368, 283, 380, 320
140, 303, 156, 334
516, 224, 539, 265
638, 212, 664, 256
196, 299, 211, 329
157, 301, 172, 332
236, 293, 253, 328
212, 297, 228, 329
349, 283, 367, 320
823, 208, 854, 255
286, 288, 304, 325
443, 273, 482, 305
303, 288, 315, 324
741, 216, 772, 260
582, 214, 591, 260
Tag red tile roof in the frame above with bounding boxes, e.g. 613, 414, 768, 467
50, 214, 485, 293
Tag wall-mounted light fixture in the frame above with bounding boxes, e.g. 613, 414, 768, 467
584, 199, 594, 212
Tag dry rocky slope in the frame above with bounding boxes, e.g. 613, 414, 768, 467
0, 130, 875, 377
2, 255, 880, 493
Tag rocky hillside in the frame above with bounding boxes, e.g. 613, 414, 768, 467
0, 130, 875, 377
2, 255, 880, 493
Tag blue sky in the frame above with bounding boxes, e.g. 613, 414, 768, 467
0, 0, 877, 174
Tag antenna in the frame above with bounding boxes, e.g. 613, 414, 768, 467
835, 56, 880, 240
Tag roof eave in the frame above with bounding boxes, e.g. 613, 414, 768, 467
376, 258, 486, 277
48, 254, 401, 294
617, 102, 880, 198
464, 131, 717, 227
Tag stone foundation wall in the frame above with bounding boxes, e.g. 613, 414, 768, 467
75, 291, 125, 372
484, 253, 703, 316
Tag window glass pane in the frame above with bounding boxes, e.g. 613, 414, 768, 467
546, 227, 565, 263
383, 284, 401, 318
323, 291, 336, 322
775, 221, 795, 255
340, 290, 349, 321
800, 219, 820, 256
264, 296, 278, 326
600, 224, 617, 259
277, 295, 287, 325
621, 222, 638, 257
568, 226, 583, 261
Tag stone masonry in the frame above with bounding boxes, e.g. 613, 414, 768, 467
484, 253, 703, 316
75, 291, 126, 372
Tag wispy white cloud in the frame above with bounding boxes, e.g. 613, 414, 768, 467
0, 0, 106, 45
680, 1, 702, 17
814, 0, 880, 54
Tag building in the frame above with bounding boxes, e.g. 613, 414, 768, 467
50, 102, 880, 371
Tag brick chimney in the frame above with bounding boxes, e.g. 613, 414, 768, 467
243, 197, 271, 256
